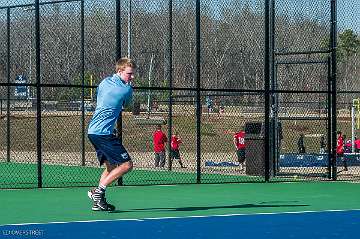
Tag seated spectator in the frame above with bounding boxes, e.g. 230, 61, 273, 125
345, 139, 352, 153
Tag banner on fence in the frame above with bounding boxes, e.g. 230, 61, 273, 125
205, 153, 360, 168
14, 75, 28, 98
279, 153, 360, 167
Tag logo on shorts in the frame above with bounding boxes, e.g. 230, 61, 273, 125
121, 153, 129, 159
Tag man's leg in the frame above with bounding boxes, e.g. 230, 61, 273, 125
88, 162, 116, 211
238, 160, 243, 171
239, 149, 245, 171
343, 158, 348, 171
173, 150, 185, 168
155, 153, 160, 167
99, 162, 116, 183
100, 160, 133, 186
89, 160, 133, 211
179, 159, 185, 168
87, 134, 133, 211
160, 151, 166, 167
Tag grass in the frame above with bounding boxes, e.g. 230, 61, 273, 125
1, 112, 353, 154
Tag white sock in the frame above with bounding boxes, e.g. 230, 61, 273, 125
97, 184, 107, 193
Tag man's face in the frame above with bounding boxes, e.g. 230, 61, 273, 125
119, 66, 135, 83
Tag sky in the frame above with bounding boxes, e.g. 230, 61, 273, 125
1, 0, 359, 33
337, 0, 360, 33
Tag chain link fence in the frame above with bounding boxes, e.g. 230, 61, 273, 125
0, 0, 359, 188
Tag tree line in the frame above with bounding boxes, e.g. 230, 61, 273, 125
0, 0, 359, 108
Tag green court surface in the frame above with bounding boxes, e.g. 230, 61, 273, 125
0, 162, 259, 188
1, 182, 359, 225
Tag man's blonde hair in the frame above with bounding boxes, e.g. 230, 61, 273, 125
116, 57, 137, 72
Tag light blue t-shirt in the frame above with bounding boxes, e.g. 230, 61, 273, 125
88, 74, 132, 135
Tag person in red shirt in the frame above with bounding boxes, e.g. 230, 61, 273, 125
170, 131, 186, 168
354, 137, 360, 153
153, 125, 167, 167
233, 130, 246, 171
337, 131, 347, 171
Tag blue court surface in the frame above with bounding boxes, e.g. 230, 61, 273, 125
1, 210, 359, 239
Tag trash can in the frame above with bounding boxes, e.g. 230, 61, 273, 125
132, 101, 141, 115
245, 122, 273, 176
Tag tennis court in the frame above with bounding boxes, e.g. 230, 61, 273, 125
1, 182, 359, 239
1, 0, 360, 238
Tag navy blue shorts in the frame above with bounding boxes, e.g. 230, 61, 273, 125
88, 134, 131, 166
171, 149, 181, 159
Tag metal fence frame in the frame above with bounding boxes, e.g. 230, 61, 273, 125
0, 0, 347, 188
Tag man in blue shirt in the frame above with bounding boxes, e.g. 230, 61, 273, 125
87, 57, 136, 211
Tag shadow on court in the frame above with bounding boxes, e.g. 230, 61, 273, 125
109, 201, 309, 214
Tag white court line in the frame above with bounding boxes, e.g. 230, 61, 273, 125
1, 208, 360, 227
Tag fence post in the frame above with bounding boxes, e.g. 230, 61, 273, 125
327, 57, 332, 179
195, 0, 201, 184
269, 0, 278, 177
330, 0, 338, 180
6, 7, 11, 163
115, 0, 121, 60
80, 0, 86, 167
115, 0, 123, 186
264, 0, 271, 182
35, 0, 43, 188
167, 0, 173, 172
